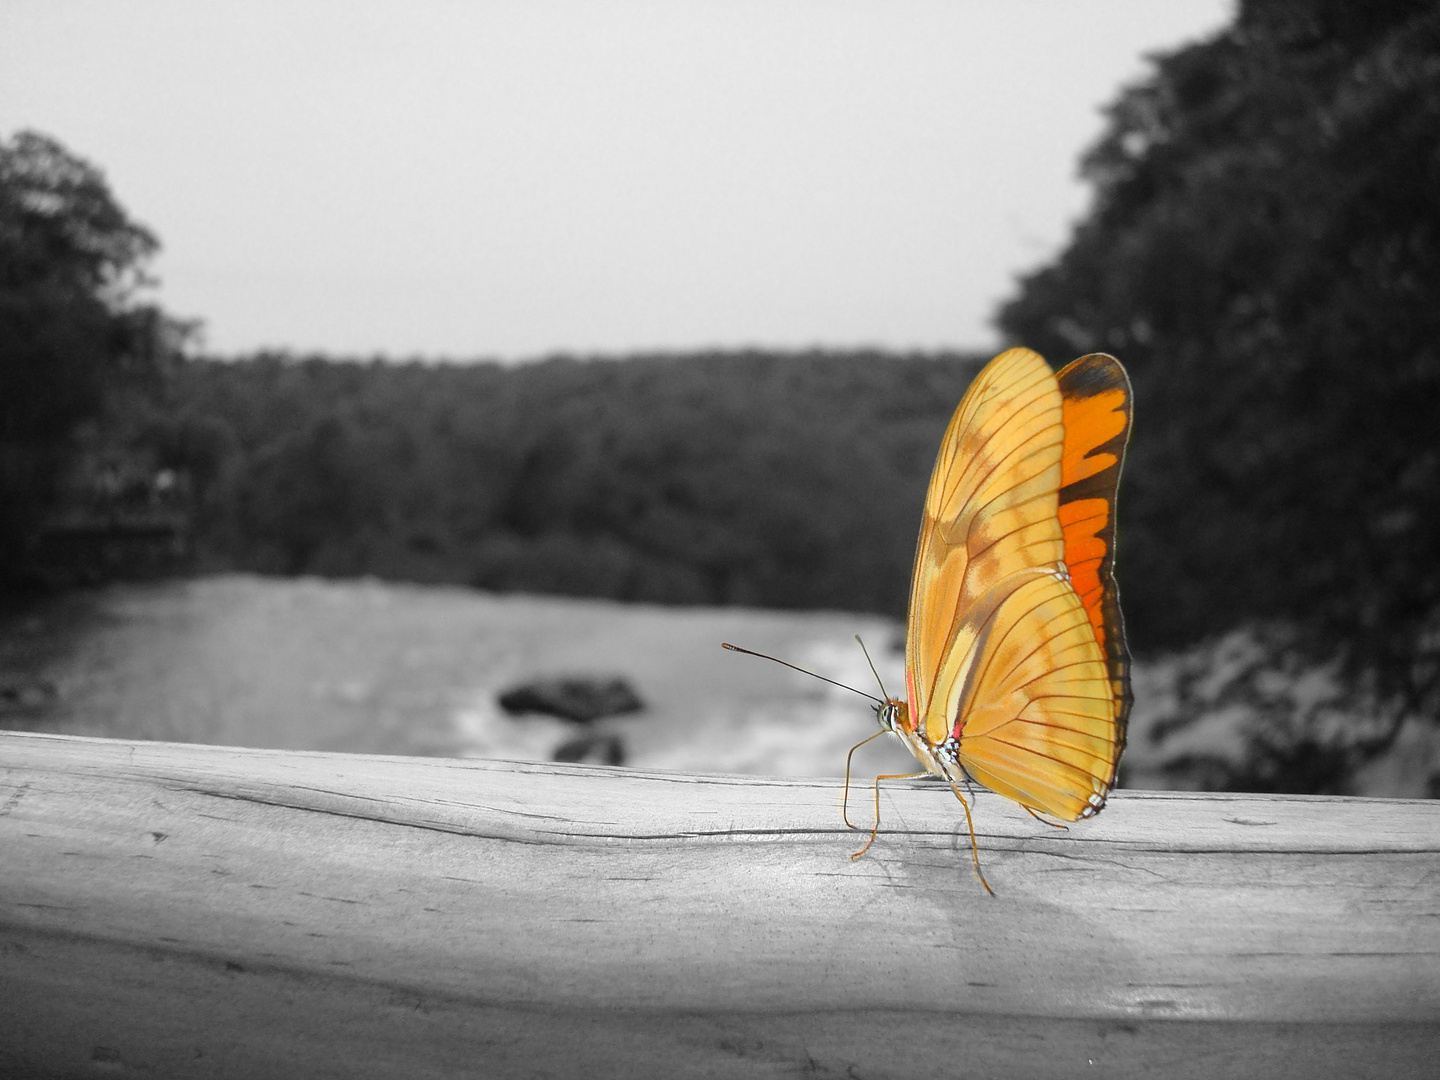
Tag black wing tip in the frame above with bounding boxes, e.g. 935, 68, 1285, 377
1057, 353, 1131, 399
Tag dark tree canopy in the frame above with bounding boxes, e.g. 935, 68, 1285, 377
0, 130, 184, 578
166, 349, 987, 616
997, 0, 1440, 711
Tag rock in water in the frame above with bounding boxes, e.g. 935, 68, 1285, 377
552, 732, 626, 766
497, 676, 644, 723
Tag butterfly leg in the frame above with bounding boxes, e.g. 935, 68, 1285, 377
940, 776, 996, 897
850, 771, 930, 860
1023, 805, 1069, 830
840, 729, 892, 832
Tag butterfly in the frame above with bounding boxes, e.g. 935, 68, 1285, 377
850, 347, 1134, 893
723, 347, 1132, 892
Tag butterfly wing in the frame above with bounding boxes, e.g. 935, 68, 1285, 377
904, 349, 1131, 821
905, 347, 1067, 738
1056, 353, 1134, 765
943, 569, 1119, 819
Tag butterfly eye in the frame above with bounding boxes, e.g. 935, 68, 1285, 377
876, 701, 901, 732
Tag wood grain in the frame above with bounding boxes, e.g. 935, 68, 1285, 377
2, 730, 1437, 1078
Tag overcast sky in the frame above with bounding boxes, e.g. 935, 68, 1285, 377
1, 1, 1232, 361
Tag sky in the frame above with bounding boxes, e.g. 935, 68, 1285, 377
1, 1, 1233, 362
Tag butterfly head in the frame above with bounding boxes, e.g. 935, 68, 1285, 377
875, 697, 909, 735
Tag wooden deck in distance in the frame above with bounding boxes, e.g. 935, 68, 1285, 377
2, 730, 1437, 1079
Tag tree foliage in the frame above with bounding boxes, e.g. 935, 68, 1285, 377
0, 130, 184, 578
997, 0, 1440, 712
167, 350, 986, 616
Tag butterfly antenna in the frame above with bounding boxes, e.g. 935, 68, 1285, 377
720, 643, 884, 706
852, 634, 891, 701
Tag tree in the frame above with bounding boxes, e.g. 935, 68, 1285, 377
997, 0, 1440, 721
0, 130, 186, 581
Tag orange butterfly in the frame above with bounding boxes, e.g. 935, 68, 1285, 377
852, 347, 1132, 893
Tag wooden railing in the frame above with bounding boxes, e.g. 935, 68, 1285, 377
3, 730, 1438, 1078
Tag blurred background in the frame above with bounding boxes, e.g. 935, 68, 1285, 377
1, 0, 1436, 798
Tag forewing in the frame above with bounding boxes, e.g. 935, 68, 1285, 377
905, 348, 1066, 744
951, 569, 1122, 820
1055, 353, 1134, 762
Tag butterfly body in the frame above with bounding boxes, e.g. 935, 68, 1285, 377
883, 348, 1133, 828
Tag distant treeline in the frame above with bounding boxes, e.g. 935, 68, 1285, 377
160, 349, 987, 619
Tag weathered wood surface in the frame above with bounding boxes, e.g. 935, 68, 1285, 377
2, 730, 1437, 1079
